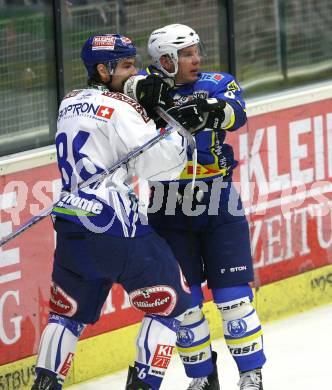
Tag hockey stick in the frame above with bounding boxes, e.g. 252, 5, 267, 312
0, 107, 194, 247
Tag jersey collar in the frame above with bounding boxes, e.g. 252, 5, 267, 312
88, 83, 110, 92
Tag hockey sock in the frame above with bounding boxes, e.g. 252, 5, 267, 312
213, 285, 266, 372
176, 305, 213, 378
34, 313, 85, 387
133, 314, 182, 389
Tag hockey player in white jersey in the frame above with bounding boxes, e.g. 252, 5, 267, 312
31, 34, 205, 390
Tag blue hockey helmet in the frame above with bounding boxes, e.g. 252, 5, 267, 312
81, 34, 137, 77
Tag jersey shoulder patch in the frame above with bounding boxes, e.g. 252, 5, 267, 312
225, 78, 241, 92
198, 72, 242, 96
198, 72, 225, 85
102, 91, 150, 123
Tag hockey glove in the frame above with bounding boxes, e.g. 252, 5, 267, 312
124, 75, 173, 117
189, 98, 228, 132
166, 102, 206, 133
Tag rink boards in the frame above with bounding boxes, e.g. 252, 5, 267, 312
1, 82, 332, 388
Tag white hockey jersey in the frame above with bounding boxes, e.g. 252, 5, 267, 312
52, 86, 187, 237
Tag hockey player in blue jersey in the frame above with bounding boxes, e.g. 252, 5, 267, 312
124, 24, 266, 389
31, 34, 207, 390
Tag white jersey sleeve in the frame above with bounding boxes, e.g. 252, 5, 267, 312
106, 93, 187, 181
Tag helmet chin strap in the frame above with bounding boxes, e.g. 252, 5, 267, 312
88, 62, 115, 91
159, 62, 178, 78
156, 53, 178, 78
106, 61, 117, 75
96, 61, 118, 91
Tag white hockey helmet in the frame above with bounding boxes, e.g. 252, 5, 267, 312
148, 24, 200, 77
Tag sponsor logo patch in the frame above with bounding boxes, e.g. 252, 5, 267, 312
129, 285, 177, 315
181, 351, 207, 363
49, 283, 77, 317
150, 368, 165, 377
151, 344, 174, 369
227, 318, 247, 337
56, 193, 103, 215
177, 327, 195, 346
58, 102, 114, 122
229, 342, 259, 355
219, 297, 250, 311
96, 105, 114, 119
59, 352, 75, 377
92, 35, 132, 50
199, 73, 224, 84
230, 265, 247, 272
92, 35, 116, 50
227, 80, 240, 91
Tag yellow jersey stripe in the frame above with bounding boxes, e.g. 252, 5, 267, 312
177, 339, 211, 353
226, 330, 263, 346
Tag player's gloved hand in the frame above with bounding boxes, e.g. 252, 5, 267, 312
190, 98, 227, 131
166, 101, 206, 133
123, 75, 173, 117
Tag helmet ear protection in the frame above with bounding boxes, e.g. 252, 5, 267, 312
148, 24, 201, 77
81, 34, 137, 78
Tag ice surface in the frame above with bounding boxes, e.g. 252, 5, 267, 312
69, 303, 332, 389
